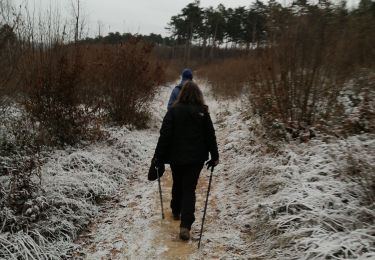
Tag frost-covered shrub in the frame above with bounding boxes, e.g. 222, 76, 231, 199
341, 140, 375, 205
0, 117, 145, 259
337, 71, 375, 135
0, 109, 44, 234
208, 101, 375, 259
21, 45, 100, 147
85, 38, 165, 127
240, 138, 375, 259
0, 4, 21, 111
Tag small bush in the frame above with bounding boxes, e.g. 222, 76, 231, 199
86, 38, 165, 127
21, 45, 98, 146
198, 3, 375, 140
0, 111, 43, 234
0, 23, 21, 111
248, 4, 375, 129
249, 11, 344, 125
337, 71, 375, 135
345, 149, 375, 205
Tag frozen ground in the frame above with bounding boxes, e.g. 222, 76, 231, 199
197, 102, 375, 259
1, 80, 374, 259
73, 81, 375, 259
0, 111, 162, 258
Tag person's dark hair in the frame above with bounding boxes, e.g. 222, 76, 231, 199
174, 81, 206, 107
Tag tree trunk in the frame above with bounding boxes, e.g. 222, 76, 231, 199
73, 0, 80, 43
186, 22, 193, 66
201, 29, 208, 60
209, 22, 218, 60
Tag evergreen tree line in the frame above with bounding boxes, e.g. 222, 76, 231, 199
46, 0, 375, 64
166, 0, 375, 60
194, 0, 375, 127
80, 31, 176, 46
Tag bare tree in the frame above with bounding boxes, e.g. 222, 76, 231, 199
0, 0, 12, 24
70, 0, 85, 42
97, 20, 104, 38
0, 0, 21, 110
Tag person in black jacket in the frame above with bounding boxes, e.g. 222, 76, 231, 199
153, 81, 219, 241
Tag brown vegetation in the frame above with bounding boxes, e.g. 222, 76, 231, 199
4, 38, 166, 146
198, 2, 375, 137
198, 58, 250, 98
84, 39, 165, 127
21, 45, 92, 146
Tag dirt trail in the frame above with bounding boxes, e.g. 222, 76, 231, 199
74, 143, 221, 259
148, 168, 215, 259
73, 85, 230, 259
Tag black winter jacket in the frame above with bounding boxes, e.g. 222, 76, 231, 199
154, 103, 219, 165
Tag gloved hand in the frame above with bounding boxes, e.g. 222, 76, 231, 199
148, 157, 165, 181
205, 159, 219, 171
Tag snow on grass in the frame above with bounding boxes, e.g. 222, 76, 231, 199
194, 95, 375, 259
3, 78, 373, 259
70, 84, 173, 259
0, 126, 149, 259
69, 80, 374, 259
0, 84, 172, 259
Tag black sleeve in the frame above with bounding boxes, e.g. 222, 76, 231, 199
205, 112, 219, 161
154, 109, 173, 162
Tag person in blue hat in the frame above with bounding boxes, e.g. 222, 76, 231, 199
167, 68, 193, 110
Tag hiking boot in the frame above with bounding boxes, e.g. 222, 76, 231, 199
173, 214, 180, 221
179, 227, 190, 241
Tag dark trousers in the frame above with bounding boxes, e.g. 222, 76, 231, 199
170, 163, 204, 230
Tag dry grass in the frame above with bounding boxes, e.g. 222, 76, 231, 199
20, 45, 94, 146
199, 6, 375, 136
84, 39, 165, 127
198, 58, 250, 98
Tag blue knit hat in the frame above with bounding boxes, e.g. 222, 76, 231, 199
181, 68, 193, 80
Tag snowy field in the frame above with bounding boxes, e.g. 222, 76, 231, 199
197, 99, 375, 259
1, 80, 374, 259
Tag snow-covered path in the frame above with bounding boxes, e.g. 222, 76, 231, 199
72, 81, 375, 259
72, 83, 246, 259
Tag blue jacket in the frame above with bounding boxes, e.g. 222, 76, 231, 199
168, 69, 193, 110
167, 81, 185, 110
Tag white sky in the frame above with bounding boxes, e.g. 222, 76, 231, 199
23, 0, 360, 37
80, 0, 255, 36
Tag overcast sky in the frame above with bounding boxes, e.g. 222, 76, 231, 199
80, 0, 256, 36
26, 0, 360, 37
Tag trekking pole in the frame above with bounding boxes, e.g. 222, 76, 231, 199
198, 167, 214, 249
156, 166, 165, 220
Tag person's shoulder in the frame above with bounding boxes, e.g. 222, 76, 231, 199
190, 104, 210, 115
172, 103, 184, 109
170, 102, 184, 110
172, 86, 181, 94
195, 105, 209, 115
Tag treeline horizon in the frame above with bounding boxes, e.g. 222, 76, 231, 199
2, 0, 374, 49
73, 0, 375, 64
167, 0, 375, 46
